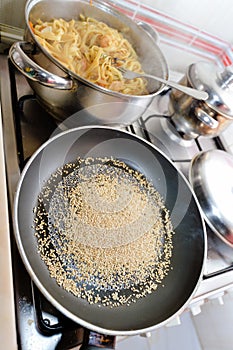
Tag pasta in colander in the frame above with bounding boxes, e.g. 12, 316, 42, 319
31, 15, 148, 95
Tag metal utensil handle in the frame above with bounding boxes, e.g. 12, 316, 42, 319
145, 73, 209, 101
9, 41, 73, 90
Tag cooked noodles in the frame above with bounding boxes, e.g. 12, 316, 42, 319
31, 16, 148, 95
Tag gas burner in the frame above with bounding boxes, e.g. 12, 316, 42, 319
160, 117, 195, 146
146, 89, 197, 146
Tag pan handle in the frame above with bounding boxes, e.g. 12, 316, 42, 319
80, 330, 116, 349
9, 41, 74, 90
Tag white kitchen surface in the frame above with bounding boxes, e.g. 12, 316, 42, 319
141, 0, 233, 45
116, 292, 233, 350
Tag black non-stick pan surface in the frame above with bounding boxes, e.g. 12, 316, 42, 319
13, 126, 206, 335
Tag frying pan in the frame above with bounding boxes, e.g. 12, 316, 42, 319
13, 126, 206, 343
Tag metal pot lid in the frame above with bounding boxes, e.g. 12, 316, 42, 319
189, 149, 233, 247
188, 61, 233, 118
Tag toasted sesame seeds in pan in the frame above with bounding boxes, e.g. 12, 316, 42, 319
33, 157, 174, 307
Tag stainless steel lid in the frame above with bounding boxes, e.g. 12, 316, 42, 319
189, 149, 233, 247
188, 61, 233, 118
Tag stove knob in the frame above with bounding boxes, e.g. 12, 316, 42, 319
209, 291, 225, 305
190, 300, 204, 316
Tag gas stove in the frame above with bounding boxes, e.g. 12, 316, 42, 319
1, 51, 233, 349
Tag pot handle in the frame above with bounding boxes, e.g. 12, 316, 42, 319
9, 41, 74, 90
195, 107, 219, 129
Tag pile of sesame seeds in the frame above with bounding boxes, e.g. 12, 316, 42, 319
34, 157, 174, 307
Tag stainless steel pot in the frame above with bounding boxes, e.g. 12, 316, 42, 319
9, 0, 168, 124
169, 61, 233, 139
